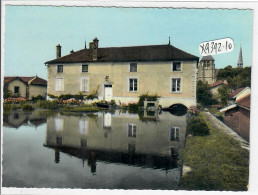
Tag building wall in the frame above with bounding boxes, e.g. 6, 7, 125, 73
197, 60, 216, 84
29, 85, 47, 99
6, 79, 27, 98
224, 107, 250, 142
47, 61, 197, 107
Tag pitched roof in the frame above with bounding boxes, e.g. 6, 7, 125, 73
230, 87, 245, 98
210, 80, 228, 88
4, 76, 47, 86
236, 94, 250, 110
45, 44, 199, 64
201, 55, 214, 61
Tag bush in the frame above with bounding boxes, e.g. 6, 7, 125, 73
31, 95, 45, 102
36, 100, 58, 109
59, 94, 83, 100
22, 104, 34, 111
128, 102, 138, 113
138, 92, 160, 107
187, 115, 210, 136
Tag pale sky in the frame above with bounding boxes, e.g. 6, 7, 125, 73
3, 6, 253, 79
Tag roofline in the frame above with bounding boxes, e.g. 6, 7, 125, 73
237, 104, 250, 111
232, 87, 251, 98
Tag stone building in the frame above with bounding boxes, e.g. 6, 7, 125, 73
197, 55, 217, 84
45, 38, 199, 108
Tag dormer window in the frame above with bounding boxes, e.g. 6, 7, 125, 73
130, 63, 137, 72
82, 64, 88, 72
57, 65, 63, 73
172, 62, 181, 71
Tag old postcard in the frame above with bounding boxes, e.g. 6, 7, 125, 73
1, 1, 257, 195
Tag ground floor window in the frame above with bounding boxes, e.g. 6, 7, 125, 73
171, 78, 181, 92
128, 123, 137, 137
80, 77, 89, 92
129, 78, 138, 92
55, 78, 64, 91
79, 119, 88, 135
170, 126, 180, 141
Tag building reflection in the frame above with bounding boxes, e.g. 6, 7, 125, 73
44, 110, 186, 174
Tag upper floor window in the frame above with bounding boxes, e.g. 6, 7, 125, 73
129, 78, 138, 92
57, 65, 63, 73
172, 62, 181, 71
171, 78, 181, 92
82, 64, 88, 72
14, 86, 19, 94
130, 63, 137, 72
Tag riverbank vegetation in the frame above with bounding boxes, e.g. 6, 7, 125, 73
179, 112, 249, 191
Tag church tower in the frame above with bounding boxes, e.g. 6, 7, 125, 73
237, 47, 243, 68
197, 55, 216, 84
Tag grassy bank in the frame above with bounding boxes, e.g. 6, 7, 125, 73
179, 112, 249, 191
62, 105, 100, 112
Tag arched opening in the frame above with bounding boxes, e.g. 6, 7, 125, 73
164, 103, 188, 116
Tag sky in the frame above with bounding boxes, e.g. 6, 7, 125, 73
3, 6, 253, 80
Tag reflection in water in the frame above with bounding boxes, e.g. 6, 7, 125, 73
3, 110, 187, 189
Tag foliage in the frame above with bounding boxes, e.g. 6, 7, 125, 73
137, 92, 160, 107
22, 104, 34, 111
217, 66, 251, 89
197, 80, 216, 106
47, 94, 57, 99
128, 102, 139, 113
208, 107, 224, 121
57, 98, 84, 105
3, 88, 13, 99
217, 85, 231, 106
187, 105, 199, 115
36, 100, 58, 109
31, 95, 45, 102
179, 112, 249, 191
187, 114, 210, 136
62, 106, 99, 112
59, 94, 84, 100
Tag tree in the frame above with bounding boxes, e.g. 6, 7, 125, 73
217, 85, 231, 106
197, 80, 215, 106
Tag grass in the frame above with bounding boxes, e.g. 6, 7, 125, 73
179, 112, 249, 191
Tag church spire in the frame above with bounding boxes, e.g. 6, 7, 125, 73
237, 46, 243, 68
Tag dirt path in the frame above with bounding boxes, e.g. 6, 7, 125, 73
203, 111, 250, 150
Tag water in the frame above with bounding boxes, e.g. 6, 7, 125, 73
2, 109, 187, 189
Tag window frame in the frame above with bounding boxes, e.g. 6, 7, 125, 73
82, 64, 88, 73
79, 77, 89, 92
128, 77, 138, 92
170, 77, 182, 93
172, 61, 182, 72
127, 123, 137, 137
169, 126, 180, 141
57, 65, 63, 73
129, 62, 137, 72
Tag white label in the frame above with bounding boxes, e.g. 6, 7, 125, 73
199, 38, 234, 56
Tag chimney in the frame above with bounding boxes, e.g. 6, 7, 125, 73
56, 44, 61, 58
70, 50, 74, 54
92, 37, 99, 61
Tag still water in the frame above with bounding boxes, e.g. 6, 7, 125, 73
3, 109, 187, 190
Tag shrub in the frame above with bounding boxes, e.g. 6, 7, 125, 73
187, 115, 210, 136
36, 100, 58, 109
31, 95, 45, 102
128, 102, 138, 113
22, 104, 34, 111
138, 92, 160, 107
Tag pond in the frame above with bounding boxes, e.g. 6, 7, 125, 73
2, 109, 187, 190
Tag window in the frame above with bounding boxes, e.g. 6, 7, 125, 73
170, 127, 180, 141
80, 77, 89, 92
79, 119, 88, 135
82, 64, 88, 72
55, 118, 63, 131
172, 62, 181, 71
171, 78, 181, 92
55, 78, 64, 91
14, 113, 19, 120
14, 86, 19, 94
129, 78, 138, 92
130, 63, 137, 72
128, 124, 137, 137
57, 65, 63, 73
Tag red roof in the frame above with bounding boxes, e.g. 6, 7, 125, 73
46, 44, 199, 64
236, 94, 250, 109
210, 80, 228, 88
230, 87, 245, 98
4, 76, 47, 86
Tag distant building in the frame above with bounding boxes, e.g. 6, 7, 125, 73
229, 87, 251, 103
45, 37, 199, 108
197, 55, 217, 84
210, 80, 229, 95
237, 47, 243, 68
4, 76, 47, 99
